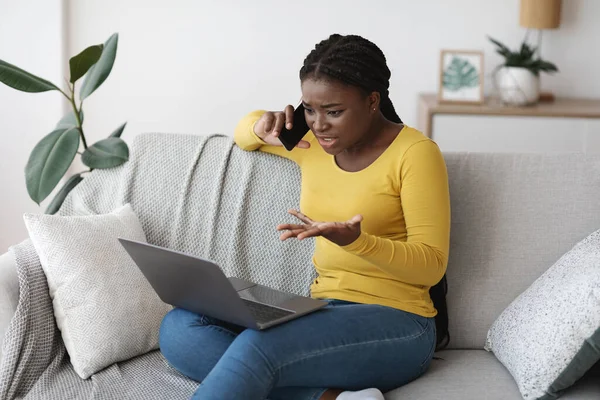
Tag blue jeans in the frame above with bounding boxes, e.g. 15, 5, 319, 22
159, 299, 436, 400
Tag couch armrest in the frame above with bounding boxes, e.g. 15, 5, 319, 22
0, 250, 19, 360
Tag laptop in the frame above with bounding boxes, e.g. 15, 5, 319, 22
118, 238, 328, 330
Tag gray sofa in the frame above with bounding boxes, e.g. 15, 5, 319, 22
1, 135, 600, 399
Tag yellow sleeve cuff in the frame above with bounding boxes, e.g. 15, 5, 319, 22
340, 231, 371, 254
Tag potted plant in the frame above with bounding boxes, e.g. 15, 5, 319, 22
488, 36, 558, 106
0, 33, 128, 214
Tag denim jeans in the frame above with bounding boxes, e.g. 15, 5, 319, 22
159, 299, 436, 400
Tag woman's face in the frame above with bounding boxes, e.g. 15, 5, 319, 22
301, 78, 377, 155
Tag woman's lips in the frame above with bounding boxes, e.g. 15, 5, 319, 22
316, 136, 338, 149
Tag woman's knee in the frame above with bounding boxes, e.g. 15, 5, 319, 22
159, 308, 199, 359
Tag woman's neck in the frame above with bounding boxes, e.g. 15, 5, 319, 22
343, 114, 400, 156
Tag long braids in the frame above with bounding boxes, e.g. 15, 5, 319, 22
299, 34, 402, 124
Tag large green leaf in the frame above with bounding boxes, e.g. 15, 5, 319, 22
0, 59, 60, 93
26, 127, 80, 205
81, 137, 129, 169
69, 44, 103, 83
56, 110, 84, 129
442, 56, 479, 91
109, 122, 127, 138
79, 33, 118, 100
45, 173, 83, 215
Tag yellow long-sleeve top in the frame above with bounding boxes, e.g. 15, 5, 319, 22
234, 111, 451, 317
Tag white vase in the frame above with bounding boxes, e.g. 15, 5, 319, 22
495, 67, 540, 106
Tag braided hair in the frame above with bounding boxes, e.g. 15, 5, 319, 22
299, 34, 402, 124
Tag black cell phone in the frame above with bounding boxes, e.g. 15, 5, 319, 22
278, 104, 310, 151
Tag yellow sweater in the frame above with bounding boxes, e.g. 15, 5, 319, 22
234, 111, 451, 317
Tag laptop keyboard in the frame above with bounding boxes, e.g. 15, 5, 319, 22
241, 299, 294, 325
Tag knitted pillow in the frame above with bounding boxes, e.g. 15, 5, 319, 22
23, 204, 172, 379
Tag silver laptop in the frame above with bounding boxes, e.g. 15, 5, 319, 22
118, 238, 327, 330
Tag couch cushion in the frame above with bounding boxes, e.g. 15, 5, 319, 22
385, 350, 600, 400
442, 153, 600, 349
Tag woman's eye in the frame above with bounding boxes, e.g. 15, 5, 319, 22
304, 108, 315, 115
328, 110, 344, 117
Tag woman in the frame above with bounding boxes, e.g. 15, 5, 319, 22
159, 33, 451, 400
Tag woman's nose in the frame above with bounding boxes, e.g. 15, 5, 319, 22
312, 115, 328, 133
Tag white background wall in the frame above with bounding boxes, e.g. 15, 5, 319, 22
0, 0, 65, 253
2, 0, 600, 252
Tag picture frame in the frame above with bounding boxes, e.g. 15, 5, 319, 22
438, 49, 484, 104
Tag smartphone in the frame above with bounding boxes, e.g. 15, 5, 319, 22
278, 104, 310, 151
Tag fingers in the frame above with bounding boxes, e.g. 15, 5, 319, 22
297, 225, 328, 240
284, 104, 294, 130
296, 140, 311, 149
347, 214, 363, 225
288, 209, 313, 224
276, 223, 306, 231
272, 113, 286, 137
262, 113, 275, 135
279, 228, 306, 241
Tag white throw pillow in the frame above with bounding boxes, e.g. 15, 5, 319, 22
23, 204, 172, 379
485, 229, 600, 400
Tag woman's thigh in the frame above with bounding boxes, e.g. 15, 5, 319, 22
232, 300, 436, 393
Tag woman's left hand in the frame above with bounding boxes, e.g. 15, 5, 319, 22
276, 209, 363, 247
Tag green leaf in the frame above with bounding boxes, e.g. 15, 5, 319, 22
520, 42, 536, 60
45, 173, 83, 215
69, 44, 103, 83
25, 127, 80, 205
109, 122, 127, 138
537, 60, 559, 73
442, 56, 480, 91
0, 59, 60, 93
495, 48, 511, 58
56, 110, 84, 129
81, 137, 129, 169
80, 33, 118, 100
488, 36, 511, 54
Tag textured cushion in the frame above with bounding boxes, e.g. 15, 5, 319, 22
0, 251, 19, 361
23, 204, 171, 379
384, 350, 600, 400
442, 153, 600, 349
484, 228, 600, 399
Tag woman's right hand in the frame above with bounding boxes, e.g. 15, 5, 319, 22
252, 105, 311, 149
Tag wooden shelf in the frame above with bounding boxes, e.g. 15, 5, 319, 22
418, 93, 600, 137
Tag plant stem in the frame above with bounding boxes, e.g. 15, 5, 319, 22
68, 83, 88, 149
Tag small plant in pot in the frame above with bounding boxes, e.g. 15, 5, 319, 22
488, 36, 558, 106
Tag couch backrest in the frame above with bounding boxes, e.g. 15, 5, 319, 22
60, 134, 317, 298
61, 134, 600, 350
444, 152, 600, 349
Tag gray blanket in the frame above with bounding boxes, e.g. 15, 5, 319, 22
0, 133, 316, 399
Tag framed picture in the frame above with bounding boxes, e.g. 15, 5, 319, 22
438, 49, 484, 104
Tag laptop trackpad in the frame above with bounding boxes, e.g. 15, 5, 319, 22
238, 285, 298, 307
228, 276, 256, 292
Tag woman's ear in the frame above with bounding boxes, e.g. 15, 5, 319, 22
368, 91, 381, 112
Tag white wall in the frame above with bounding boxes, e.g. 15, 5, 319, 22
66, 0, 600, 147
0, 0, 65, 253
1, 0, 600, 252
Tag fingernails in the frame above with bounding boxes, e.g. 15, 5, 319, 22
273, 131, 278, 137
286, 123, 292, 129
